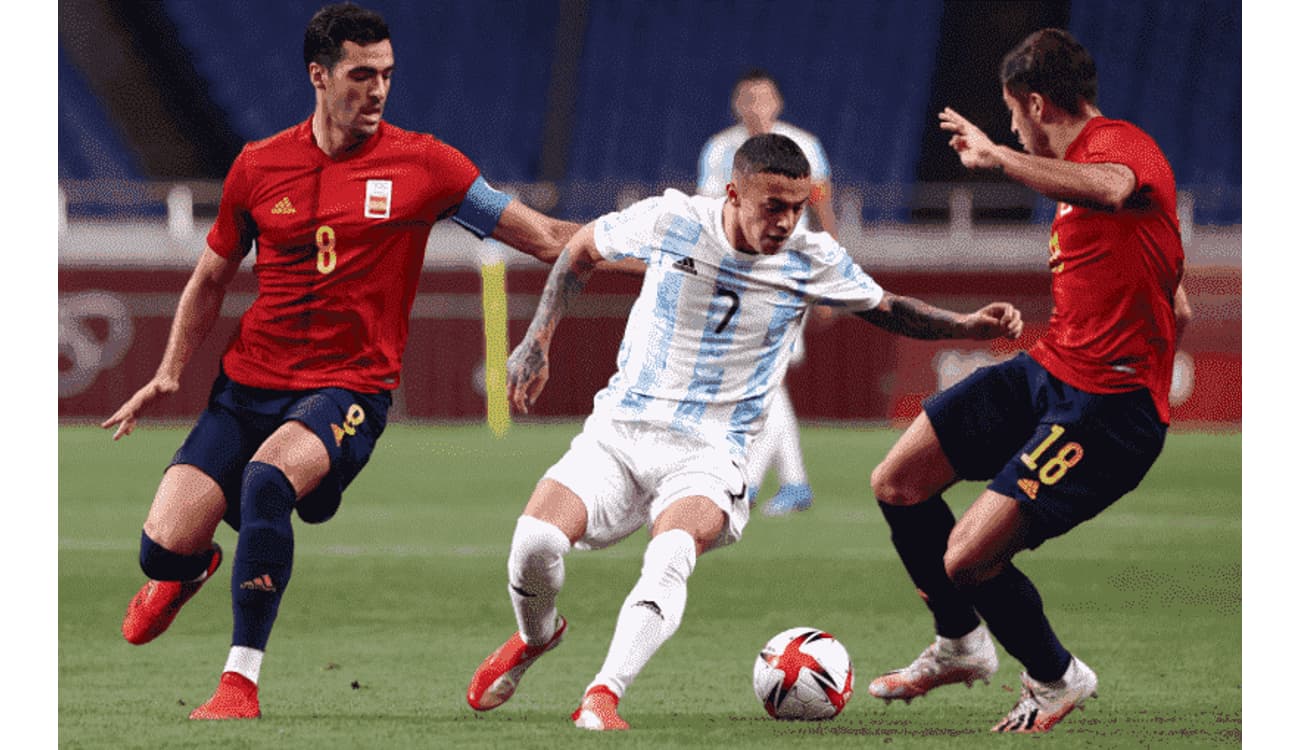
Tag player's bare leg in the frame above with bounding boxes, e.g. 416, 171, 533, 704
468, 479, 584, 711
869, 413, 996, 702
574, 496, 725, 731
122, 465, 226, 645
191, 421, 328, 720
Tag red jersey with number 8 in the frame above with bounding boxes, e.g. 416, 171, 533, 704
206, 117, 480, 393
1028, 117, 1185, 424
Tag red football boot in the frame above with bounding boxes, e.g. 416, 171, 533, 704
122, 543, 223, 645
189, 671, 260, 720
466, 616, 567, 710
571, 685, 629, 731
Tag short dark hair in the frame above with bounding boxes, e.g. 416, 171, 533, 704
733, 134, 810, 180
1000, 28, 1097, 115
303, 3, 390, 71
733, 68, 781, 97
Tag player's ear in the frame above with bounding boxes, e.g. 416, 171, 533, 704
308, 62, 329, 91
726, 183, 740, 205
1027, 92, 1046, 122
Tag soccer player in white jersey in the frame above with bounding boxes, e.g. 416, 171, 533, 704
698, 69, 836, 515
465, 134, 1024, 731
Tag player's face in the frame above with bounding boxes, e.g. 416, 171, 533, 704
729, 171, 811, 254
733, 80, 782, 136
1002, 86, 1050, 157
318, 39, 395, 141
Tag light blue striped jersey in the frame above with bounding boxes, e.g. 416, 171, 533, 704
590, 189, 883, 458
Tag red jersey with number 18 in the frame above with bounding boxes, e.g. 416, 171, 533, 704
1028, 117, 1185, 424
206, 117, 479, 393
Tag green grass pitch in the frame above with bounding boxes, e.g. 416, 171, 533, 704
58, 423, 1241, 748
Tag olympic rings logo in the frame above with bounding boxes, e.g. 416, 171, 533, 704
58, 292, 134, 398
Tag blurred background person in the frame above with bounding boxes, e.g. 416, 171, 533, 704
697, 68, 836, 516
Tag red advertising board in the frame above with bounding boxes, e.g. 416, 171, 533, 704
59, 266, 1240, 428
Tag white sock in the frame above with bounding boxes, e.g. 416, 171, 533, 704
223, 645, 264, 684
589, 529, 697, 698
507, 515, 571, 647
939, 623, 989, 655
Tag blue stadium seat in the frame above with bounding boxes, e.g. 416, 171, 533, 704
162, 0, 556, 184
58, 47, 142, 181
562, 0, 943, 221
1069, 0, 1241, 224
59, 47, 166, 218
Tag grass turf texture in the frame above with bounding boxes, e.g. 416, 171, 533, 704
59, 423, 1241, 748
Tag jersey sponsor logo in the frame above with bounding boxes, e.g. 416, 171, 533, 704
271, 196, 296, 215
671, 256, 698, 275
1017, 477, 1041, 500
365, 179, 393, 219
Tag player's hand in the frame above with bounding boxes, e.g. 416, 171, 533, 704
506, 337, 550, 414
938, 107, 1001, 171
959, 302, 1023, 341
101, 376, 181, 440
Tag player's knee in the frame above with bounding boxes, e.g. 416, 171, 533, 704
943, 548, 1001, 591
240, 461, 297, 528
871, 462, 922, 506
508, 515, 570, 590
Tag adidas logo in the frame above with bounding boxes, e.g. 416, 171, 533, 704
671, 256, 697, 275
240, 574, 277, 593
1017, 477, 1040, 500
271, 196, 296, 215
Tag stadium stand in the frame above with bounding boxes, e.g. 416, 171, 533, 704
1068, 0, 1242, 225
58, 46, 143, 182
161, 0, 557, 184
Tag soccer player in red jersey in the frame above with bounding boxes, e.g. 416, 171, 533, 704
101, 3, 578, 720
863, 29, 1193, 733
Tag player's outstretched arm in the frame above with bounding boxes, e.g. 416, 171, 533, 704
101, 248, 241, 440
506, 223, 602, 413
855, 292, 1023, 341
491, 199, 582, 264
938, 107, 1136, 212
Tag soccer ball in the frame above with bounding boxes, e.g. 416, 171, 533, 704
752, 627, 854, 720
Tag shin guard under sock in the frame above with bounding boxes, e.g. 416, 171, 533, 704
877, 497, 981, 638
231, 461, 296, 651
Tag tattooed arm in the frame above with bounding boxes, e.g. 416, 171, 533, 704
506, 222, 603, 413
855, 292, 1024, 341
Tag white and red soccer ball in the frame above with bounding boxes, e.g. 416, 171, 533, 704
752, 627, 854, 720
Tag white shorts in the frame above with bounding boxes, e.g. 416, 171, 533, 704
543, 413, 751, 552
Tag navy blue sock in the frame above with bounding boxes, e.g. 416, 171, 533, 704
231, 461, 297, 651
877, 496, 981, 638
139, 530, 215, 581
969, 564, 1071, 683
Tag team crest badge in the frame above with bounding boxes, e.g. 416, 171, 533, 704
365, 179, 393, 219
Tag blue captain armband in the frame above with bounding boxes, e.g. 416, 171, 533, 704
452, 176, 513, 239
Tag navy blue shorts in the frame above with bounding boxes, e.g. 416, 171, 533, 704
923, 353, 1166, 548
170, 369, 391, 529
